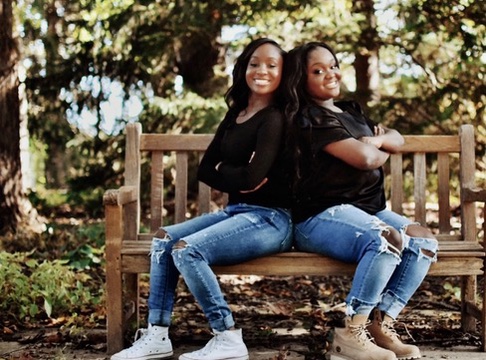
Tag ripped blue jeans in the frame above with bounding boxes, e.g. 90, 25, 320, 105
147, 203, 293, 331
294, 204, 438, 319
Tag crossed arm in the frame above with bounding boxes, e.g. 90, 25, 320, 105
325, 125, 404, 170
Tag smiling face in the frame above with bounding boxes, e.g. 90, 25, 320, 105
305, 46, 342, 106
245, 43, 284, 97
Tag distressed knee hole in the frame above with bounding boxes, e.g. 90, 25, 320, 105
421, 248, 435, 257
173, 240, 187, 250
405, 224, 435, 239
154, 228, 168, 238
381, 226, 403, 255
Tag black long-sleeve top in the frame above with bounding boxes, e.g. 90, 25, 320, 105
197, 106, 291, 209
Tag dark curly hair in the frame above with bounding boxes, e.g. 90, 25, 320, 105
281, 41, 339, 189
282, 41, 339, 124
224, 38, 287, 114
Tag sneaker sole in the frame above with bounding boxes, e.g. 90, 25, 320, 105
328, 354, 353, 360
111, 351, 173, 360
179, 355, 248, 360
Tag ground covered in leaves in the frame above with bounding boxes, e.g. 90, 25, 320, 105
173, 275, 483, 353
1, 273, 483, 359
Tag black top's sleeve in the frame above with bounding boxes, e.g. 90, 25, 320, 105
196, 116, 229, 190
198, 108, 284, 193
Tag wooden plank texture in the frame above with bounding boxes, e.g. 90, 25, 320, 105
399, 135, 460, 152
437, 153, 451, 233
121, 240, 484, 254
175, 152, 188, 223
119, 252, 484, 277
413, 152, 427, 225
390, 154, 403, 214
104, 204, 124, 354
141, 134, 213, 151
150, 151, 164, 232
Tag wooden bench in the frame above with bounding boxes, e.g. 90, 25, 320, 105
104, 122, 486, 354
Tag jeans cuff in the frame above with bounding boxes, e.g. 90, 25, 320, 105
209, 313, 235, 332
148, 309, 172, 327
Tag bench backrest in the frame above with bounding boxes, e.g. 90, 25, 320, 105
123, 123, 477, 243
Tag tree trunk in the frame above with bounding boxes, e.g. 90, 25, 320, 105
352, 0, 381, 108
43, 1, 67, 188
0, 0, 42, 235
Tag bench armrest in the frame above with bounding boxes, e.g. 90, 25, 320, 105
103, 186, 138, 206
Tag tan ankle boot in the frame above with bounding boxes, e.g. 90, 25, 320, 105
328, 317, 397, 360
367, 309, 421, 360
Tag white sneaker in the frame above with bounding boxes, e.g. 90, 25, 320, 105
179, 329, 249, 360
111, 324, 173, 360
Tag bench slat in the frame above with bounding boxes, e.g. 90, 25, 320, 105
175, 152, 189, 223
390, 154, 404, 214
399, 136, 460, 152
150, 151, 164, 232
121, 240, 484, 254
198, 153, 211, 214
438, 153, 451, 233
414, 152, 427, 225
120, 252, 484, 277
141, 134, 214, 151
136, 233, 468, 242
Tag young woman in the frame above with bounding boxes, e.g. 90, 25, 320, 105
111, 38, 292, 360
282, 42, 439, 360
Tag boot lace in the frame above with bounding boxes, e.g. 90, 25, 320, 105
349, 321, 374, 346
382, 320, 415, 342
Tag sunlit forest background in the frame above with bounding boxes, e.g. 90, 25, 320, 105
0, 0, 484, 336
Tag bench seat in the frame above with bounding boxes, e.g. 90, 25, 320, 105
118, 239, 484, 277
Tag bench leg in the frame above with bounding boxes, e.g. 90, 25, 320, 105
105, 205, 124, 354
461, 275, 477, 332
106, 269, 124, 354
482, 250, 486, 351
482, 208, 486, 352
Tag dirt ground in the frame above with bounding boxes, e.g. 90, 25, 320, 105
1, 330, 484, 360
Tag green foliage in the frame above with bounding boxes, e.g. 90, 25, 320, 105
0, 203, 106, 275
142, 92, 227, 134
66, 186, 106, 219
0, 219, 106, 326
0, 251, 103, 322
12, 0, 486, 218
443, 280, 461, 301
28, 188, 68, 210
29, 186, 106, 219
62, 223, 105, 270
